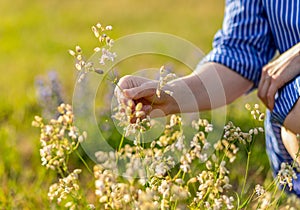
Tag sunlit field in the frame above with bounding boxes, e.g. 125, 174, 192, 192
1, 0, 300, 209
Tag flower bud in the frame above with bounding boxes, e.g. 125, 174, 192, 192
135, 103, 143, 111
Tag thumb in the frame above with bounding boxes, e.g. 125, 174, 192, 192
124, 82, 157, 100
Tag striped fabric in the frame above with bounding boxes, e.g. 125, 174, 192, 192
203, 0, 300, 195
204, 0, 300, 124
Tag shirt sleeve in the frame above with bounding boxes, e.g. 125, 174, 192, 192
271, 76, 300, 124
203, 0, 276, 87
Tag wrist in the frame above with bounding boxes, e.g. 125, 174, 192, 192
166, 75, 201, 113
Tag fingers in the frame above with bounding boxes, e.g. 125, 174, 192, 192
266, 83, 277, 110
142, 104, 152, 113
123, 81, 158, 100
114, 76, 161, 120
114, 75, 132, 104
258, 71, 272, 109
124, 87, 155, 100
114, 75, 154, 104
258, 64, 280, 110
258, 63, 291, 110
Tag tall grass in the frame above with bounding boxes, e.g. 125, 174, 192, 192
2, 0, 299, 209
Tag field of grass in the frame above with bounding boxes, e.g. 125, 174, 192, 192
1, 0, 297, 209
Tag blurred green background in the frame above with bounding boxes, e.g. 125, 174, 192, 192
0, 0, 273, 208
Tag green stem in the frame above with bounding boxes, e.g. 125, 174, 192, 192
173, 169, 182, 181
141, 132, 145, 148
269, 179, 280, 205
75, 150, 93, 174
116, 131, 126, 164
182, 172, 186, 180
238, 191, 255, 209
114, 82, 124, 93
104, 70, 124, 93
172, 200, 178, 210
198, 189, 211, 207
57, 167, 66, 178
118, 131, 125, 151
265, 178, 277, 191
274, 184, 286, 208
241, 151, 251, 197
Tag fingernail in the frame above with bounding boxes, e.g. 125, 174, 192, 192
123, 89, 131, 97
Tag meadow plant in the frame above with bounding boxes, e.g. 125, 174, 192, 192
156, 65, 177, 98
32, 104, 88, 208
112, 100, 151, 139
33, 22, 300, 209
68, 23, 116, 83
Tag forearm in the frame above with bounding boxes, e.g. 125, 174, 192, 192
168, 62, 253, 113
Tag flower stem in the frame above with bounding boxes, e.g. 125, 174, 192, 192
274, 184, 286, 208
241, 151, 251, 197
173, 169, 182, 180
75, 150, 93, 174
118, 131, 125, 151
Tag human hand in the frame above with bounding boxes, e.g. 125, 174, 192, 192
115, 75, 178, 117
258, 43, 300, 110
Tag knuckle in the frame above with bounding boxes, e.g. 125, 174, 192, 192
262, 66, 269, 72
118, 75, 131, 83
262, 64, 272, 73
118, 75, 134, 88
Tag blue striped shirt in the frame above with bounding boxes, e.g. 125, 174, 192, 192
205, 0, 300, 125
204, 0, 300, 196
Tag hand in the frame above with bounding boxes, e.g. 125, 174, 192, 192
115, 75, 178, 117
115, 62, 254, 117
258, 43, 300, 110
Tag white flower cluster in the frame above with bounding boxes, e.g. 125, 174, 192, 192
179, 118, 213, 173
157, 115, 183, 147
253, 184, 272, 210
48, 169, 82, 208
35, 96, 300, 208
92, 115, 188, 208
214, 120, 256, 163
156, 65, 177, 98
254, 162, 300, 210
245, 103, 265, 121
93, 114, 240, 209
112, 100, 151, 138
277, 162, 298, 191
223, 121, 253, 144
192, 155, 234, 210
94, 164, 137, 209
255, 184, 266, 197
69, 22, 116, 82
32, 103, 87, 172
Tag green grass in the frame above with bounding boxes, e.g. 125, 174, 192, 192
0, 0, 284, 208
